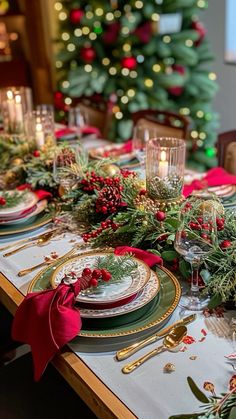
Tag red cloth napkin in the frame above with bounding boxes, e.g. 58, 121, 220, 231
55, 126, 101, 139
17, 184, 52, 201
12, 281, 82, 381
114, 246, 163, 267
183, 167, 236, 198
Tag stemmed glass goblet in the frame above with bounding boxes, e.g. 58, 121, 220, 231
53, 144, 84, 197
174, 197, 218, 311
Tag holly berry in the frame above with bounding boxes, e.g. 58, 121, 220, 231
89, 278, 98, 287
220, 240, 231, 249
0, 197, 6, 206
155, 211, 166, 222
201, 233, 209, 240
139, 189, 146, 196
101, 269, 112, 282
92, 268, 101, 279
82, 268, 92, 277
33, 150, 40, 157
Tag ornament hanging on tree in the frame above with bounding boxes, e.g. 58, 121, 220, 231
103, 22, 120, 44
135, 22, 152, 44
191, 20, 207, 46
168, 64, 186, 96
69, 8, 84, 25
80, 46, 96, 63
121, 56, 137, 70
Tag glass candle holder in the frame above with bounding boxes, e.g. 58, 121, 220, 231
0, 86, 33, 134
25, 110, 55, 150
146, 137, 186, 201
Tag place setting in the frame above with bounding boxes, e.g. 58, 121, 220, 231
0, 188, 52, 236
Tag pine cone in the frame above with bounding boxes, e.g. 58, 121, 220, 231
95, 186, 122, 214
57, 148, 75, 167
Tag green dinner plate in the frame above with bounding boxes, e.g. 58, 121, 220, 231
29, 262, 181, 338
0, 212, 52, 236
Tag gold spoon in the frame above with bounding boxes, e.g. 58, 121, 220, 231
3, 230, 56, 257
122, 325, 187, 374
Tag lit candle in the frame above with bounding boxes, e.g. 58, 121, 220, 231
14, 94, 23, 124
6, 90, 15, 124
159, 150, 168, 178
35, 122, 45, 148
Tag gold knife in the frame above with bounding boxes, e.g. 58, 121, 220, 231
116, 314, 196, 361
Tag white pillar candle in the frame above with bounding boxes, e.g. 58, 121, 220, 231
6, 90, 15, 123
35, 122, 45, 148
159, 150, 169, 178
14, 94, 23, 124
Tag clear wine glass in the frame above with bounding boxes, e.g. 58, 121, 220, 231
132, 125, 156, 178
53, 144, 84, 195
68, 106, 88, 138
174, 196, 218, 311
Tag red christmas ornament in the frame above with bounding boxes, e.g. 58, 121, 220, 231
168, 64, 186, 97
54, 91, 66, 111
70, 8, 84, 25
80, 46, 96, 63
191, 20, 207, 46
121, 56, 137, 70
103, 22, 120, 44
135, 22, 152, 44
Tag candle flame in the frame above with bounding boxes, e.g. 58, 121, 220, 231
7, 90, 13, 100
15, 95, 21, 104
36, 123, 43, 132
160, 150, 167, 162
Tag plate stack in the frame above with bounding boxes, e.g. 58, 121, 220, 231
29, 251, 181, 349
0, 190, 51, 236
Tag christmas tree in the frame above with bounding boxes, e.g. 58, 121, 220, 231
54, 0, 219, 170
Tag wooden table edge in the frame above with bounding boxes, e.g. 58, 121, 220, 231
0, 272, 136, 419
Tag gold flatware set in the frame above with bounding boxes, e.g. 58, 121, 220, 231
117, 314, 196, 374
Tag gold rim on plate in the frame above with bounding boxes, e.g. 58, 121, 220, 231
0, 214, 52, 236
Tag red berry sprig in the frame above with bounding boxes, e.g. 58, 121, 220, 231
80, 172, 122, 193
82, 219, 120, 243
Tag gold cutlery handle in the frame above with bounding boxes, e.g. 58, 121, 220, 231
116, 334, 159, 361
4, 242, 31, 257
122, 344, 165, 374
18, 261, 48, 277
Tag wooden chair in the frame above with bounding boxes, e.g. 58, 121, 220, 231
73, 94, 112, 138
132, 109, 190, 140
218, 130, 236, 174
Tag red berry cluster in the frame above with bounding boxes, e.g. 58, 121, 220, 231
79, 267, 112, 289
120, 169, 136, 178
188, 217, 214, 242
82, 219, 119, 243
216, 217, 225, 231
0, 197, 6, 206
80, 171, 122, 193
